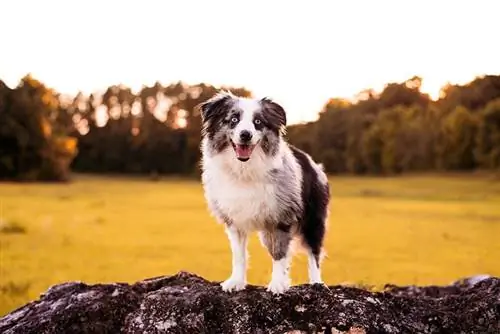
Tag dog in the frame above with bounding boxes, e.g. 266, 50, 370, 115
198, 91, 330, 294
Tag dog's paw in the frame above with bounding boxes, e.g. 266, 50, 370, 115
267, 278, 290, 295
221, 277, 246, 292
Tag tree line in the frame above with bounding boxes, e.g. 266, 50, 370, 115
0, 74, 499, 181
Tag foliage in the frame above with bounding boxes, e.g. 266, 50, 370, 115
288, 75, 500, 174
1, 74, 500, 179
1, 175, 499, 315
474, 98, 500, 169
0, 75, 77, 181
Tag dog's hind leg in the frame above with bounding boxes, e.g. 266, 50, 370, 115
301, 214, 327, 285
221, 225, 248, 292
300, 175, 329, 285
259, 225, 292, 294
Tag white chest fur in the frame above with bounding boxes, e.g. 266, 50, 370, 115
207, 174, 279, 231
201, 141, 291, 232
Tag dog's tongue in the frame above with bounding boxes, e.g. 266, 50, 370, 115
235, 144, 254, 159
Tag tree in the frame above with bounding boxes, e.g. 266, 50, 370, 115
439, 75, 500, 112
3, 73, 500, 179
312, 99, 351, 173
475, 98, 500, 169
436, 106, 477, 170
0, 75, 77, 181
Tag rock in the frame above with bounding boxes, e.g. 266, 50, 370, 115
1, 271, 499, 333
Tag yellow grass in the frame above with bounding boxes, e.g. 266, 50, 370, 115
1, 174, 500, 316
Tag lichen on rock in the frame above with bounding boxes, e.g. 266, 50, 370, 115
0, 272, 499, 333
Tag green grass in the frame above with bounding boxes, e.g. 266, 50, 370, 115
1, 173, 499, 316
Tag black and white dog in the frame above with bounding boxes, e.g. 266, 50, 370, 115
198, 91, 330, 294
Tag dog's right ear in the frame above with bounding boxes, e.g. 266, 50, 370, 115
197, 91, 234, 122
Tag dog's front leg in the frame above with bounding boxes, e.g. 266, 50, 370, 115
221, 225, 248, 292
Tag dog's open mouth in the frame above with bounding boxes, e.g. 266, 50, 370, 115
231, 141, 256, 162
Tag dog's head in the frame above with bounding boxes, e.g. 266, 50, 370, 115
198, 91, 287, 162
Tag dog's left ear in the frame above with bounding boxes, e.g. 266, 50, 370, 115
260, 97, 287, 134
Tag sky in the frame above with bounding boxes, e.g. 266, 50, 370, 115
1, 0, 499, 124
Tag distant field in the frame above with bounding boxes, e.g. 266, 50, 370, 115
1, 174, 499, 316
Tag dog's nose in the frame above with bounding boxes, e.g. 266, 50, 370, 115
239, 130, 252, 142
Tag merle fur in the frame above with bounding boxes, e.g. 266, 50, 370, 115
199, 91, 330, 288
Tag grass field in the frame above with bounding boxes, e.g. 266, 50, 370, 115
1, 174, 499, 316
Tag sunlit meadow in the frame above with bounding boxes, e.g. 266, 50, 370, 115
1, 174, 499, 315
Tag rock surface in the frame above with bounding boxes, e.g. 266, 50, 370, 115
1, 272, 499, 333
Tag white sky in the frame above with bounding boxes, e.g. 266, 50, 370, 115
1, 0, 499, 124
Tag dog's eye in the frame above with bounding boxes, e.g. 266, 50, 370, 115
231, 117, 238, 123
254, 119, 261, 125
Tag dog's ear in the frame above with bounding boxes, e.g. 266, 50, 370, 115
197, 91, 233, 122
260, 97, 287, 134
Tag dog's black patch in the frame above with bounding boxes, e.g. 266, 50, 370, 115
210, 133, 228, 153
259, 97, 287, 136
252, 113, 265, 131
198, 93, 234, 153
277, 222, 292, 233
261, 135, 274, 155
199, 94, 231, 137
227, 111, 241, 129
257, 120, 281, 156
291, 146, 330, 266
258, 98, 286, 157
